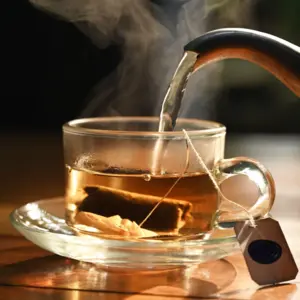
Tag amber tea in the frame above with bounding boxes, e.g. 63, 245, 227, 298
65, 165, 218, 239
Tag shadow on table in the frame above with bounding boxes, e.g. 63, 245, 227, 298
1, 254, 297, 299
0, 254, 236, 298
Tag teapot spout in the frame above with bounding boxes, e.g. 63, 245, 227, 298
184, 28, 300, 97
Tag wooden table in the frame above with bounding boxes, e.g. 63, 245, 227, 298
0, 133, 299, 299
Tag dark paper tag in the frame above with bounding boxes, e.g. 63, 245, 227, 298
234, 217, 298, 285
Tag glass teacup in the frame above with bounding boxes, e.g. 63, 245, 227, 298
63, 117, 275, 242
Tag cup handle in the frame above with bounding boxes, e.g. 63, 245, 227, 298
213, 156, 276, 228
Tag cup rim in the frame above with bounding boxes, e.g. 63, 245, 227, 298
63, 116, 226, 138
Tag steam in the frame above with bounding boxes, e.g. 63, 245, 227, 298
30, 0, 255, 119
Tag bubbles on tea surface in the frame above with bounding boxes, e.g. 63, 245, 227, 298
143, 174, 152, 182
74, 154, 111, 172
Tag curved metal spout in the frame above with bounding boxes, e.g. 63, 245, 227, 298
185, 28, 300, 96
159, 28, 300, 131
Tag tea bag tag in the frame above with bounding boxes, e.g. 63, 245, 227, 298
234, 217, 298, 285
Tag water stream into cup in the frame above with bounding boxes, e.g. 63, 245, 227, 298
152, 51, 198, 174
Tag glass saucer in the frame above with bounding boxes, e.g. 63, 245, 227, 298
10, 198, 240, 269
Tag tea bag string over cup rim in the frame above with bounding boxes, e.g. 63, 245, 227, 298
182, 129, 276, 228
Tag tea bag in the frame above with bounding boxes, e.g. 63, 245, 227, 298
235, 218, 298, 285
183, 129, 298, 285
78, 185, 192, 231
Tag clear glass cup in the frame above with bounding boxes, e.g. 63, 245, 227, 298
63, 117, 275, 243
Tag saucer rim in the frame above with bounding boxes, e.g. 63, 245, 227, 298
10, 197, 238, 248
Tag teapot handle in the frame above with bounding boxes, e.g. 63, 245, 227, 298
184, 28, 300, 97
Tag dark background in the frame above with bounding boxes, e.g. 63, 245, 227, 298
3, 0, 300, 133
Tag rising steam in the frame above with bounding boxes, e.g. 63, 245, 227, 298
30, 0, 255, 119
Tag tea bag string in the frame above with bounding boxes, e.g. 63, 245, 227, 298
182, 129, 257, 228
139, 140, 190, 228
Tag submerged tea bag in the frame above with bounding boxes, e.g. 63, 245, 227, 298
234, 218, 298, 285
78, 186, 192, 231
